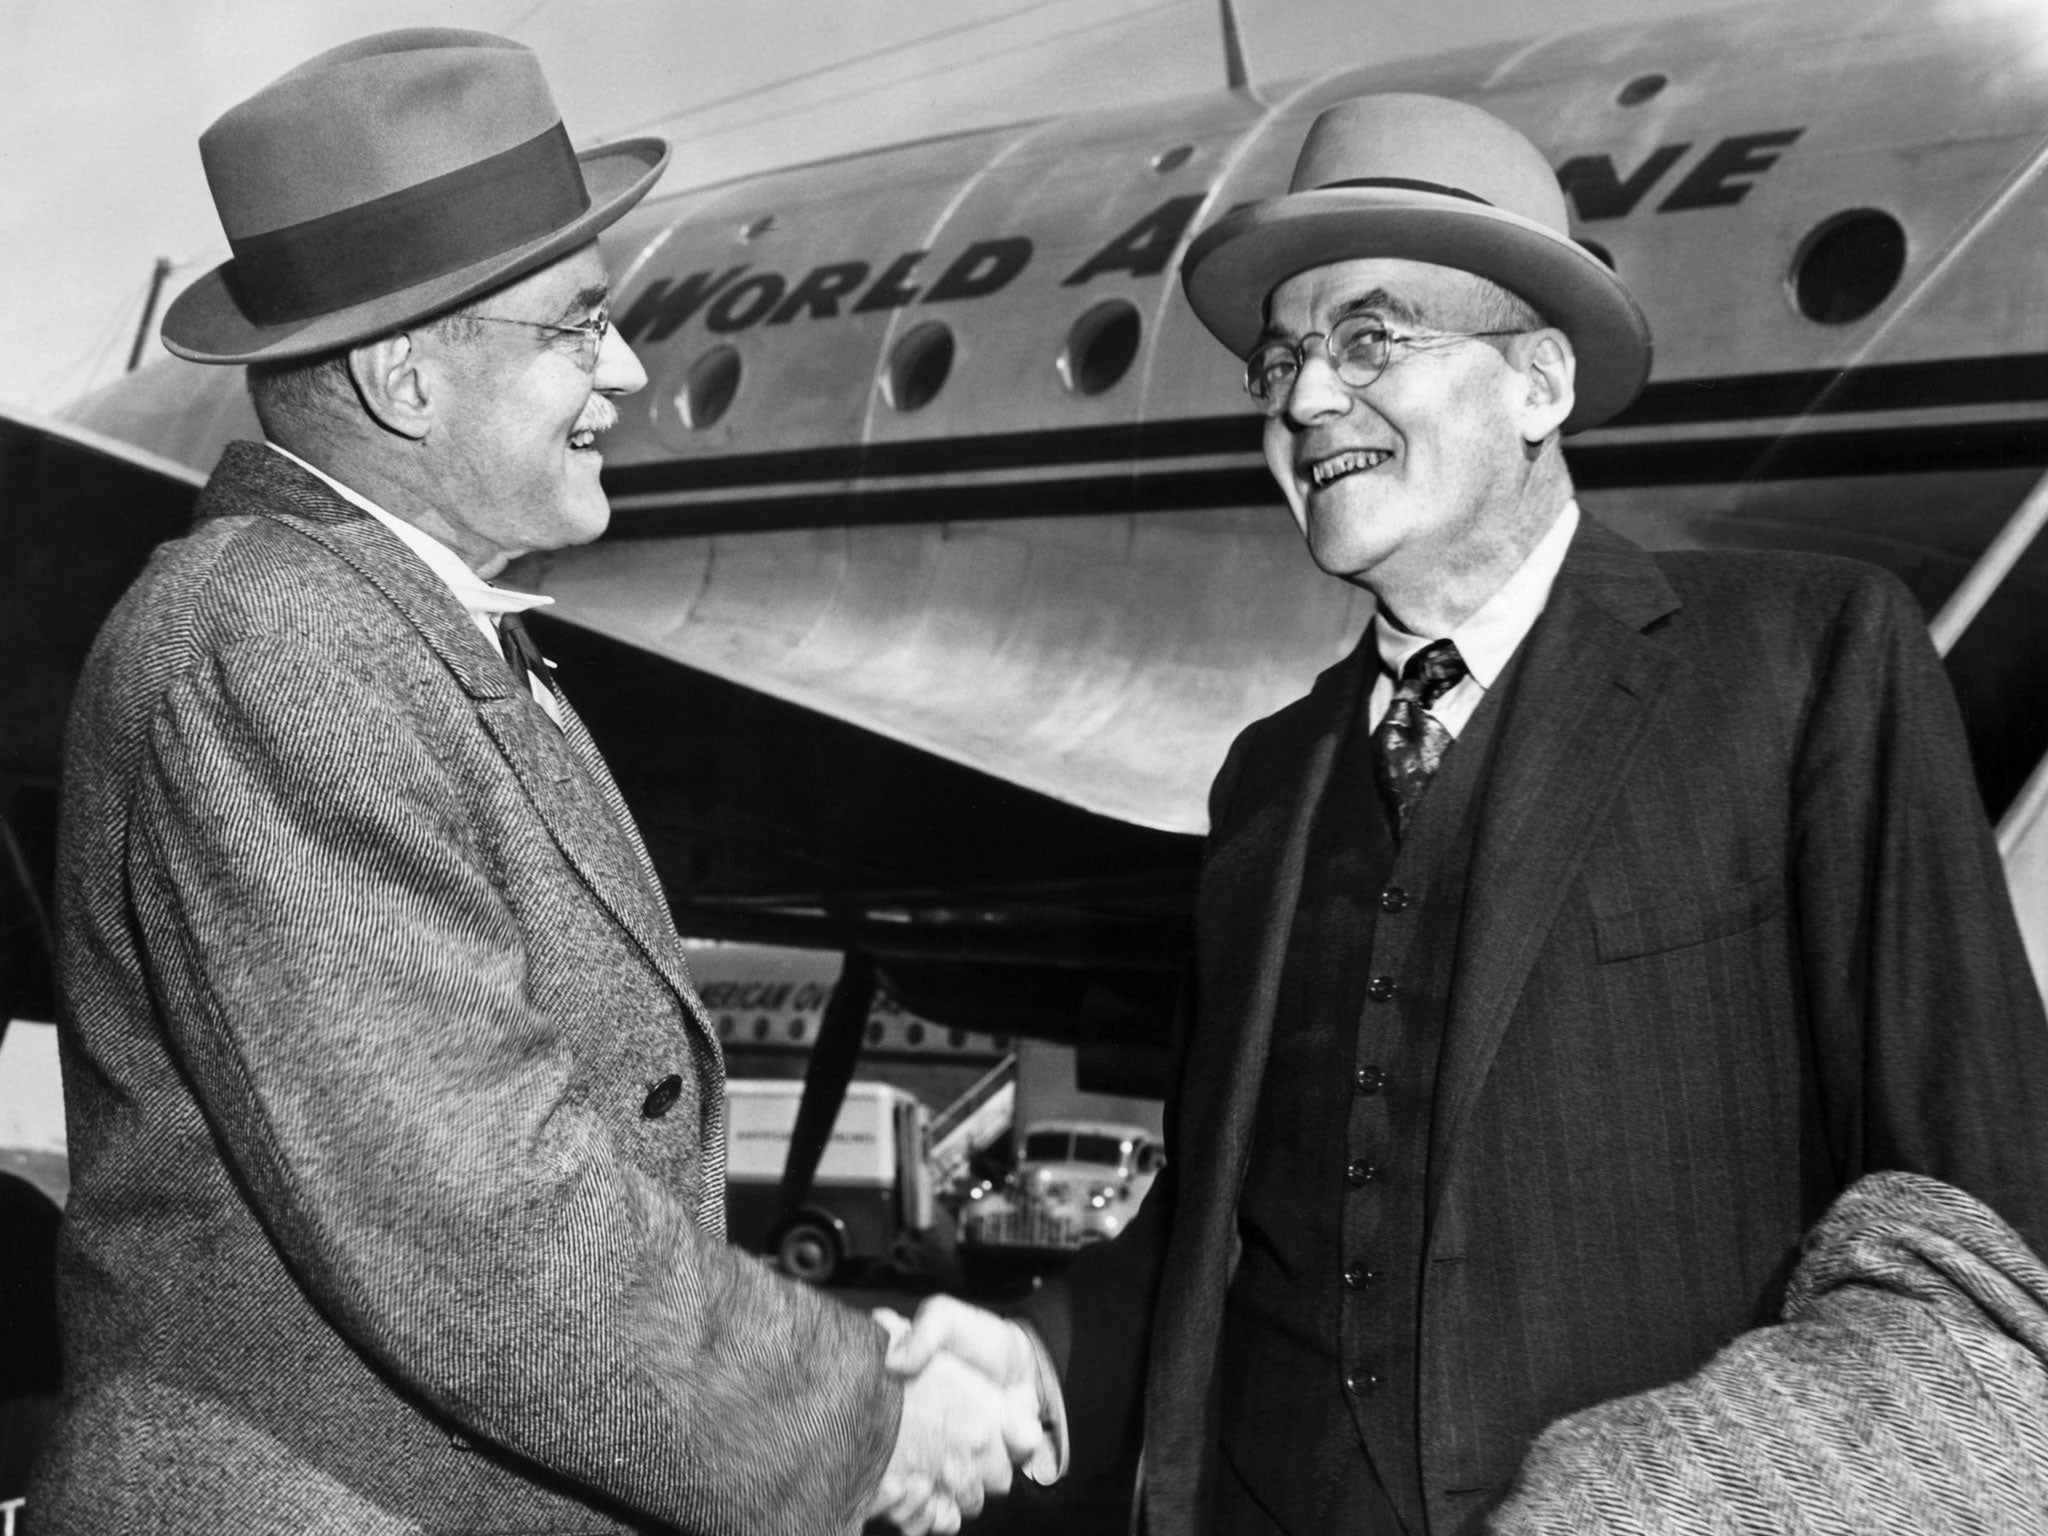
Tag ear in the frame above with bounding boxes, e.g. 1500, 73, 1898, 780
1512, 329, 1576, 445
347, 332, 432, 442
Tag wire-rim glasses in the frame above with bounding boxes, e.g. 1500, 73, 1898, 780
1245, 318, 1533, 415
467, 310, 612, 372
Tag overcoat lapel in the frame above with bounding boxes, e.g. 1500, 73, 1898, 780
474, 700, 714, 1039
1426, 520, 1681, 1213
1146, 649, 1367, 1536
1185, 652, 1367, 1233
220, 444, 715, 1046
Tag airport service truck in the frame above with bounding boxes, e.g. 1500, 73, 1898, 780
724, 1079, 941, 1285
958, 1118, 1165, 1264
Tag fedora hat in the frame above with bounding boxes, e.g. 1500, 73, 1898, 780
161, 29, 670, 366
1181, 93, 1651, 432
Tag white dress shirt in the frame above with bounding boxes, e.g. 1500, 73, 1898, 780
267, 442, 565, 727
1368, 500, 1580, 738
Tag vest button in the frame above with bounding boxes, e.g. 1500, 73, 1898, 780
642, 1073, 684, 1118
1343, 1262, 1379, 1290
1354, 1064, 1386, 1094
1346, 1160, 1379, 1187
1345, 1370, 1383, 1396
1379, 886, 1412, 913
1366, 975, 1397, 1002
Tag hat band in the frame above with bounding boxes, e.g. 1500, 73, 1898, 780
1318, 176, 1494, 207
225, 123, 590, 327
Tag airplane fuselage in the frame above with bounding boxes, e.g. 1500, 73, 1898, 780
48, 0, 2048, 977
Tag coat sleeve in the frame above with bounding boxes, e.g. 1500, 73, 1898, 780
1791, 568, 2048, 1258
127, 632, 898, 1536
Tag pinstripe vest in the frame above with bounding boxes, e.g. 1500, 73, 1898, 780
1219, 659, 1512, 1535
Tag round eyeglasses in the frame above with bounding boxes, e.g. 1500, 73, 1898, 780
1245, 317, 1532, 415
467, 310, 612, 372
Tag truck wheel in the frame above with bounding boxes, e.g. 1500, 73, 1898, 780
777, 1219, 841, 1285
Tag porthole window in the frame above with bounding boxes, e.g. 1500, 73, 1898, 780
1576, 238, 1616, 271
866, 1022, 885, 1044
1152, 143, 1194, 174
905, 1023, 926, 1046
751, 1017, 770, 1041
1058, 300, 1142, 397
676, 344, 741, 431
1617, 73, 1667, 107
884, 322, 955, 412
1791, 209, 1906, 325
786, 1018, 806, 1040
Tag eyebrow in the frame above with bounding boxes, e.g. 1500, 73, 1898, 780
553, 282, 612, 324
1256, 286, 1429, 346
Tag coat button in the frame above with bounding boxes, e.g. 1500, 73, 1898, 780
1366, 975, 1397, 1002
1343, 1262, 1380, 1290
642, 1074, 684, 1118
1379, 886, 1412, 913
1354, 1064, 1386, 1094
1346, 1160, 1379, 1187
1345, 1370, 1383, 1396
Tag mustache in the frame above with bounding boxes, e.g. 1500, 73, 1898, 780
575, 395, 619, 437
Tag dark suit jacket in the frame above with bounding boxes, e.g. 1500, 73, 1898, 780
34, 443, 896, 1535
1043, 516, 2048, 1536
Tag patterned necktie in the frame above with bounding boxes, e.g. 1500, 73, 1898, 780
1371, 638, 1469, 839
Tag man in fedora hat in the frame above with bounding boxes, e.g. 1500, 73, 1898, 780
897, 91, 2048, 1533
35, 30, 1053, 1536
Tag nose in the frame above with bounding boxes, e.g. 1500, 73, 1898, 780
594, 321, 647, 395
1279, 348, 1353, 426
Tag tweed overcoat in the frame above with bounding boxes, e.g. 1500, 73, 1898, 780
32, 443, 897, 1535
1039, 516, 2048, 1536
1493, 1169, 2048, 1534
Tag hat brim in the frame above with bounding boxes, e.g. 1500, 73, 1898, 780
1182, 188, 1652, 432
161, 136, 671, 366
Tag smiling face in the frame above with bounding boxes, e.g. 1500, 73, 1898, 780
1258, 257, 1567, 622
421, 243, 646, 574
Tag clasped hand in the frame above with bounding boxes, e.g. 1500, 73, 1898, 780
868, 1296, 1060, 1535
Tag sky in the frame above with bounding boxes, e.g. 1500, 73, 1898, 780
0, 0, 1761, 414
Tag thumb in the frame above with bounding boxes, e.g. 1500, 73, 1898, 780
997, 1380, 1046, 1464
873, 1306, 911, 1355
885, 1300, 953, 1375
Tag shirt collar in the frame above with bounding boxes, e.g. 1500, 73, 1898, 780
1374, 500, 1579, 689
265, 442, 553, 621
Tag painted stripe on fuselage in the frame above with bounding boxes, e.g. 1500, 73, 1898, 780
599, 353, 2048, 537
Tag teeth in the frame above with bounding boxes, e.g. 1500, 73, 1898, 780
569, 399, 615, 451
1310, 449, 1391, 486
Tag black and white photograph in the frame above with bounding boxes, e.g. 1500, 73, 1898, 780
2, 1, 2046, 1531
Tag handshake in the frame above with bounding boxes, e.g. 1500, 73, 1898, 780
868, 1296, 1068, 1535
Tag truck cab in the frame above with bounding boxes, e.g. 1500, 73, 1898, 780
961, 1117, 1165, 1252
723, 1079, 939, 1285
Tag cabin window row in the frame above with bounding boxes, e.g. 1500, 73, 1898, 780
669, 206, 1907, 432
672, 299, 1147, 430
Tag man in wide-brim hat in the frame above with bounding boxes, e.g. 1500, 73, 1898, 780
37, 30, 1053, 1535
902, 90, 2048, 1536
